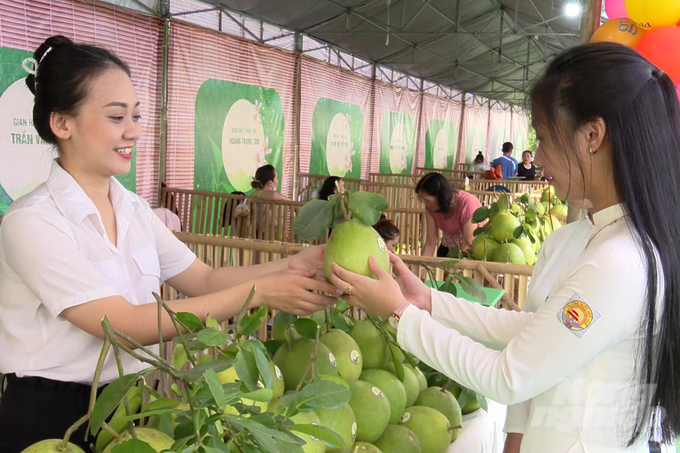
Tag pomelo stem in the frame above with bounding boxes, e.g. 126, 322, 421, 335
154, 291, 166, 398
100, 423, 122, 440
154, 294, 197, 370
59, 413, 90, 450
339, 192, 351, 222
324, 308, 331, 334
83, 330, 112, 443
109, 339, 137, 440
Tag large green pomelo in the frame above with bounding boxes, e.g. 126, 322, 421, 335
316, 403, 357, 452
348, 380, 391, 443
374, 424, 421, 453
349, 320, 389, 370
321, 329, 363, 381
510, 236, 537, 265
489, 212, 521, 243
384, 363, 419, 407
470, 233, 500, 261
360, 369, 407, 425
324, 219, 391, 282
21, 440, 85, 453
405, 364, 427, 392
415, 387, 463, 441
273, 338, 339, 391
352, 442, 383, 452
399, 406, 451, 453
492, 242, 527, 264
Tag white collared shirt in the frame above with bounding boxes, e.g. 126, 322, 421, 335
398, 204, 669, 452
0, 161, 195, 384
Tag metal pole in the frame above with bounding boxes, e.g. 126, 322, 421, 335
292, 32, 302, 200
567, 0, 602, 224
455, 97, 466, 165
413, 79, 425, 174
157, 0, 170, 207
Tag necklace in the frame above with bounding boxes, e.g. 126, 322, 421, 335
585, 216, 627, 249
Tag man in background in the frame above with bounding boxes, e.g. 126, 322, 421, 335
491, 142, 518, 180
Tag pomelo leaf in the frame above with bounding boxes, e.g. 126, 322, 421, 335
295, 381, 351, 411
176, 358, 234, 382
513, 225, 524, 239
330, 312, 353, 332
198, 328, 231, 347
348, 191, 388, 225
274, 311, 298, 325
176, 312, 203, 330
389, 344, 406, 381
477, 393, 488, 412
290, 424, 345, 448
241, 388, 274, 402
472, 206, 490, 224
239, 306, 268, 338
454, 274, 488, 305
293, 318, 319, 340
294, 199, 334, 241
204, 369, 227, 411
248, 343, 273, 390
235, 349, 260, 392
264, 340, 283, 359
473, 227, 485, 237
206, 315, 221, 330
334, 299, 350, 313
109, 439, 157, 453
171, 343, 189, 370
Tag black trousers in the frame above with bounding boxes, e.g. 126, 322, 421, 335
0, 373, 105, 453
436, 244, 449, 258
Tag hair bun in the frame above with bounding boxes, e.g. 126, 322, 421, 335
35, 35, 73, 61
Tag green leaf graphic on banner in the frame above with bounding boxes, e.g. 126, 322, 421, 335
424, 119, 457, 170
310, 98, 363, 179
379, 111, 415, 174
194, 80, 284, 195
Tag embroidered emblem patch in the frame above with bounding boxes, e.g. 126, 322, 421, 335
557, 295, 600, 337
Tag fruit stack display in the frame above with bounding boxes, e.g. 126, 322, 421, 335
467, 187, 566, 265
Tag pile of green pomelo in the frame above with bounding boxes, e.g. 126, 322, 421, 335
466, 187, 566, 265
23, 190, 486, 453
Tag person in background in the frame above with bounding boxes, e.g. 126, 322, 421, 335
415, 172, 481, 257
251, 164, 289, 201
373, 215, 400, 253
469, 152, 488, 178
491, 142, 518, 180
517, 150, 537, 181
317, 176, 345, 201
0, 35, 338, 452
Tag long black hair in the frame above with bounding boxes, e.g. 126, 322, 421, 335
531, 42, 680, 444
318, 176, 341, 201
415, 172, 454, 215
27, 35, 130, 145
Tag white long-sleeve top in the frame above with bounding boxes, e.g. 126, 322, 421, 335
397, 204, 663, 452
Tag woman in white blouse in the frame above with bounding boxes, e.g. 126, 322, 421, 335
0, 36, 337, 452
329, 43, 680, 452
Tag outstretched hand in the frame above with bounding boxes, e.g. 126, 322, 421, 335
258, 269, 339, 315
288, 245, 327, 281
328, 256, 406, 318
389, 252, 432, 313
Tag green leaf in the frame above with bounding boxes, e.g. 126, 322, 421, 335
455, 274, 488, 305
89, 369, 153, 436
520, 193, 530, 204
206, 315, 221, 330
235, 349, 260, 392
198, 328, 231, 347
176, 312, 203, 330
171, 383, 182, 398
334, 299, 350, 313
290, 424, 344, 448
239, 306, 268, 338
330, 312, 353, 333
264, 340, 283, 358
241, 388, 274, 402
295, 381, 351, 411
294, 199, 334, 241
171, 343, 189, 370
472, 227, 485, 237
477, 393, 488, 412
247, 342, 273, 390
389, 345, 405, 381
472, 206, 490, 224
513, 225, 524, 240
348, 192, 388, 225
142, 397, 179, 412
457, 390, 469, 409
205, 369, 227, 411
109, 439, 157, 453
274, 311, 298, 325
402, 351, 417, 368
440, 259, 459, 268
293, 318, 319, 340
175, 359, 234, 383
439, 281, 458, 296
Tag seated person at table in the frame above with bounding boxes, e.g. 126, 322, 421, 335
251, 164, 289, 201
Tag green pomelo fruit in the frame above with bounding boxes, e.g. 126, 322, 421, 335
349, 320, 389, 370
316, 403, 357, 452
470, 233, 500, 261
352, 442, 383, 452
289, 410, 327, 453
405, 365, 427, 392
492, 242, 527, 264
426, 372, 449, 389
540, 186, 555, 203
535, 202, 546, 216
374, 424, 422, 453
399, 407, 451, 453
415, 387, 463, 441
324, 219, 391, 282
321, 329, 363, 381
218, 361, 285, 398
360, 369, 407, 425
348, 380, 391, 443
450, 384, 482, 414
510, 236, 537, 265
103, 428, 174, 453
543, 215, 562, 234
550, 204, 568, 217
489, 212, 521, 243
21, 440, 85, 453
273, 338, 339, 391
384, 363, 419, 407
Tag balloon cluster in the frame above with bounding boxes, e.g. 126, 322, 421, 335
593, 0, 680, 90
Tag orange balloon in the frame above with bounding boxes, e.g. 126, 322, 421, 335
590, 18, 647, 48
636, 26, 680, 83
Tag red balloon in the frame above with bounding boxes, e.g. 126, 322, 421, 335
636, 26, 680, 83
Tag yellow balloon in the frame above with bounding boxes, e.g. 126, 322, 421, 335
590, 18, 647, 47
625, 0, 680, 29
